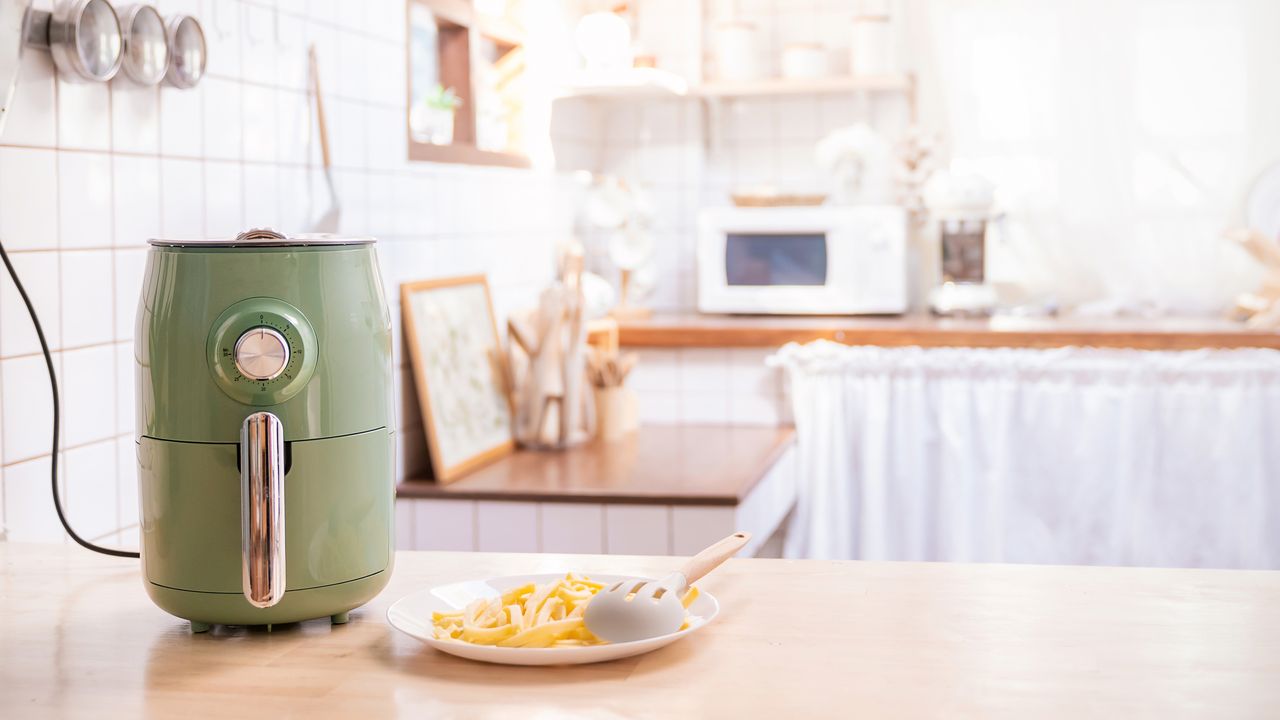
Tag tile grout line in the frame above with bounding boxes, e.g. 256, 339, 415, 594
52, 64, 68, 526
89, 522, 139, 545
2, 338, 133, 363
3, 431, 133, 469
108, 78, 123, 537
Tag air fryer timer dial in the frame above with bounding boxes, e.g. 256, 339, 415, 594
234, 327, 290, 381
207, 298, 318, 406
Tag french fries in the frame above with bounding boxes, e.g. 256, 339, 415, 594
430, 573, 699, 647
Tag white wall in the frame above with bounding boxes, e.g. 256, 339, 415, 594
629, 347, 791, 426
550, 0, 910, 426
558, 0, 1280, 313
915, 0, 1280, 310
0, 0, 575, 546
553, 0, 911, 312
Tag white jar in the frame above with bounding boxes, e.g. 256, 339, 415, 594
576, 11, 633, 71
781, 44, 829, 79
713, 22, 762, 82
851, 15, 894, 76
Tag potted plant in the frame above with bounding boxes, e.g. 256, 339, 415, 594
410, 84, 462, 145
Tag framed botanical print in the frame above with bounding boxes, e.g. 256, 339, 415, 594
401, 274, 514, 482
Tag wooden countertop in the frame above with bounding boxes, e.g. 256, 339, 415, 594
4, 545, 1279, 718
617, 312, 1280, 350
398, 425, 795, 506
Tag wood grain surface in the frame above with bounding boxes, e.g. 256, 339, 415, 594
2, 545, 1278, 718
617, 313, 1280, 350
397, 425, 796, 505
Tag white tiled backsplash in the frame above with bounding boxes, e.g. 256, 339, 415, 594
0, 0, 574, 546
396, 442, 796, 557
0, 0, 810, 549
630, 348, 791, 427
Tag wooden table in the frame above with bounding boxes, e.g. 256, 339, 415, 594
618, 313, 1280, 350
3, 545, 1278, 718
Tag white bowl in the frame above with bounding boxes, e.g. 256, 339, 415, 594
386, 573, 719, 666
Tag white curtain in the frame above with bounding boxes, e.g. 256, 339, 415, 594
771, 341, 1280, 569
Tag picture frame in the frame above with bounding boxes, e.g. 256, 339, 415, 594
401, 274, 515, 483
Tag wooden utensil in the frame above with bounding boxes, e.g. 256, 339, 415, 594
587, 348, 637, 388
308, 44, 340, 233
584, 532, 750, 643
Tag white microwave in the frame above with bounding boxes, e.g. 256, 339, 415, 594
696, 205, 908, 315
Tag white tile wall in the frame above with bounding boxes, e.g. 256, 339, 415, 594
111, 85, 160, 155
476, 501, 540, 552
0, 0, 575, 546
671, 506, 736, 558
112, 156, 162, 248
1, 456, 62, 543
393, 444, 797, 556
604, 505, 671, 555
0, 147, 59, 250
63, 439, 118, 541
412, 499, 477, 553
540, 502, 605, 554
632, 347, 790, 426
2, 354, 58, 463
0, 252, 60, 356
394, 499, 415, 551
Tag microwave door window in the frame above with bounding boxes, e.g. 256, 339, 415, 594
725, 233, 828, 286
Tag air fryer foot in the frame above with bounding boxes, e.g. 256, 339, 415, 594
330, 611, 350, 625
190, 620, 211, 633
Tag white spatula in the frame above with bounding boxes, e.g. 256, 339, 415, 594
584, 532, 750, 643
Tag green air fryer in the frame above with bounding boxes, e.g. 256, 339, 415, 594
136, 228, 395, 632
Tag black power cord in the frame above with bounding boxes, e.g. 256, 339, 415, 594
0, 238, 139, 559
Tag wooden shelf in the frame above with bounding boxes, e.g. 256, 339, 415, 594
397, 425, 795, 506
407, 141, 530, 168
556, 73, 913, 101
556, 68, 690, 99
696, 74, 914, 98
616, 313, 1280, 351
475, 14, 524, 46
407, 0, 529, 167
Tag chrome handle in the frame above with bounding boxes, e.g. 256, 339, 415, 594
241, 411, 285, 608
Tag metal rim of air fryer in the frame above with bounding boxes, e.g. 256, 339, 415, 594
118, 4, 169, 86
48, 0, 124, 83
148, 228, 376, 248
163, 14, 206, 89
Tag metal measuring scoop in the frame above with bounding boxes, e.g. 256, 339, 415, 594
118, 4, 168, 86
584, 532, 750, 643
163, 13, 204, 89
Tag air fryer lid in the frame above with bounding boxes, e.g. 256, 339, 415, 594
149, 228, 374, 248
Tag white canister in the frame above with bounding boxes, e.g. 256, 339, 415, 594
576, 11, 633, 71
713, 22, 762, 82
781, 44, 829, 79
851, 15, 894, 76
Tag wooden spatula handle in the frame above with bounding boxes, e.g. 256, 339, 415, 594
678, 532, 751, 585
308, 45, 332, 170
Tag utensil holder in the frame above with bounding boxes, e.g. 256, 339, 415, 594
593, 386, 638, 442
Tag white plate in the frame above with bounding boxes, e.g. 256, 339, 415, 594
386, 573, 719, 666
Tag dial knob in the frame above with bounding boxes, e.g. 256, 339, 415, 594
234, 327, 290, 381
